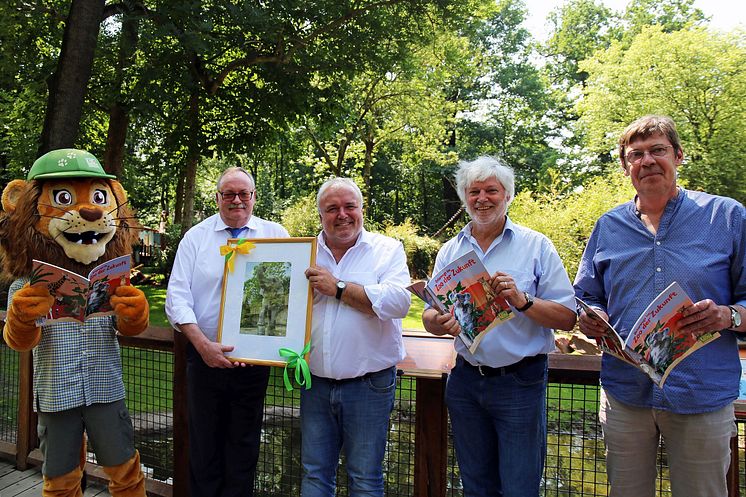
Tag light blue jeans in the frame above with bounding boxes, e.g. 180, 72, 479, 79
300, 366, 397, 497
446, 355, 548, 497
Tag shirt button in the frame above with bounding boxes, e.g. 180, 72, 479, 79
656, 241, 661, 246
656, 267, 662, 272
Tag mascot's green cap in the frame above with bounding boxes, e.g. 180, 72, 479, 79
27, 149, 117, 180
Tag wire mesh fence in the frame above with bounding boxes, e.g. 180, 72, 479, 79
2, 338, 746, 497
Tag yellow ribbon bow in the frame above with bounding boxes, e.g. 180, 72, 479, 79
219, 238, 256, 273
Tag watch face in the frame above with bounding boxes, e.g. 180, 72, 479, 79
337, 281, 346, 289
733, 307, 742, 327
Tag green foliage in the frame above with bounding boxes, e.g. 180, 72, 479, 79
578, 27, 746, 204
280, 194, 321, 237
381, 220, 441, 279
509, 172, 635, 279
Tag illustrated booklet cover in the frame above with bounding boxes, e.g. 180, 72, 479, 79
575, 281, 720, 387
408, 250, 513, 353
30, 254, 131, 324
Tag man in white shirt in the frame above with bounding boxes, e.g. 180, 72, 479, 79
302, 177, 411, 497
166, 166, 289, 497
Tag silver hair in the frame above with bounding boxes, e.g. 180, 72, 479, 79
454, 156, 515, 208
316, 177, 364, 213
217, 166, 255, 190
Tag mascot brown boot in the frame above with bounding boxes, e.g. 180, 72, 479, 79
103, 450, 146, 497
42, 467, 84, 497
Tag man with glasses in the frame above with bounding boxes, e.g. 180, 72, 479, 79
574, 115, 745, 497
166, 166, 289, 497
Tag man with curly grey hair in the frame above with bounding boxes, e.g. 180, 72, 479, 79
423, 156, 576, 497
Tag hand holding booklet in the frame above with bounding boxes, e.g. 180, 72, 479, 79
30, 255, 131, 324
408, 250, 513, 353
576, 281, 720, 388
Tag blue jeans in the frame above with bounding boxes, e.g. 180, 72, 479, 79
446, 355, 548, 497
300, 366, 397, 497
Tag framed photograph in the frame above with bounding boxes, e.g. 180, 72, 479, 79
217, 237, 316, 366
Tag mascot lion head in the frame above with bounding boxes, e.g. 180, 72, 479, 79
0, 149, 140, 278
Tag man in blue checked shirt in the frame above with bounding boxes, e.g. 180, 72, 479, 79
575, 115, 746, 497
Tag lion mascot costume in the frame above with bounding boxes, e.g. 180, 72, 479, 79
1, 149, 148, 497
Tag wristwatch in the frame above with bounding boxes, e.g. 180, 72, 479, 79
729, 305, 742, 329
515, 292, 534, 312
335, 280, 347, 300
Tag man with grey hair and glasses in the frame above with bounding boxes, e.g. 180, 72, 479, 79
575, 115, 746, 497
166, 166, 289, 497
302, 177, 411, 497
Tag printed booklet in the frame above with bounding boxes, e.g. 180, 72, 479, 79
30, 255, 131, 324
408, 250, 513, 353
575, 281, 720, 387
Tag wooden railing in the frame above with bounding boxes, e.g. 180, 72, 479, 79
1, 313, 742, 497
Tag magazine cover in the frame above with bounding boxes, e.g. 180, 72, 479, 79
407, 280, 474, 350
30, 254, 131, 324
427, 250, 513, 353
576, 281, 720, 387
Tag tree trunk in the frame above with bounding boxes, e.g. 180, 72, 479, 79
181, 91, 201, 234
104, 104, 129, 177
104, 11, 139, 176
39, 0, 105, 155
173, 171, 185, 226
362, 137, 374, 207
442, 128, 460, 219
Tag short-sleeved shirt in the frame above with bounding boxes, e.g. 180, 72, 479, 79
433, 218, 576, 368
8, 278, 125, 413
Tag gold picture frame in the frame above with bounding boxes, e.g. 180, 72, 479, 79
217, 237, 316, 366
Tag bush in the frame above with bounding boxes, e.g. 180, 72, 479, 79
381, 219, 441, 279
509, 172, 635, 278
280, 194, 321, 237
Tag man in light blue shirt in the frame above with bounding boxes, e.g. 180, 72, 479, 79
574, 115, 746, 497
422, 156, 576, 497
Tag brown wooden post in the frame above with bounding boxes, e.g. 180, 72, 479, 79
414, 374, 448, 497
16, 350, 36, 470
172, 329, 190, 497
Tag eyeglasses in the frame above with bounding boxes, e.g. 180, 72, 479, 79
625, 145, 673, 165
218, 190, 254, 202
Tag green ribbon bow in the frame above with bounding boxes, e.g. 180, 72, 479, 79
279, 342, 312, 391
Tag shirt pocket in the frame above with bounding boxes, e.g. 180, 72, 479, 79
508, 270, 536, 295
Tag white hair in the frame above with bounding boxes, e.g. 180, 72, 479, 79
217, 166, 255, 190
316, 177, 364, 213
454, 156, 515, 208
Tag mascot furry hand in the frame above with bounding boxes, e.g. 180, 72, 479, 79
0, 149, 147, 497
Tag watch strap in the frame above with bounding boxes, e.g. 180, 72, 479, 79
515, 292, 534, 312
335, 281, 345, 300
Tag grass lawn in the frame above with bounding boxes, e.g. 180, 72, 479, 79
138, 284, 426, 331
136, 284, 169, 327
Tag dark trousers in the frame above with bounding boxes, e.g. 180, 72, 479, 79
186, 344, 270, 497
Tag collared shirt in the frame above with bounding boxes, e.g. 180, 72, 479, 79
574, 188, 746, 414
309, 229, 411, 379
8, 278, 125, 413
166, 213, 289, 341
433, 218, 576, 368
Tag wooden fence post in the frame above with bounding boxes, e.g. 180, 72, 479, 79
414, 375, 448, 497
